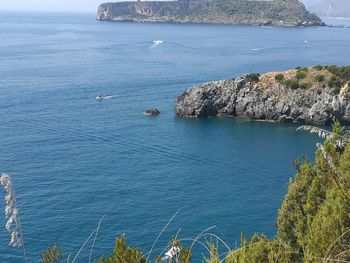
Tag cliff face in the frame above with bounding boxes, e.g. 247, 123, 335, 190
175, 68, 350, 124
97, 0, 323, 26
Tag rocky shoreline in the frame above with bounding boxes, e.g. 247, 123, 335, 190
175, 67, 350, 124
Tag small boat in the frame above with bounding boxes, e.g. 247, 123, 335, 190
96, 95, 104, 101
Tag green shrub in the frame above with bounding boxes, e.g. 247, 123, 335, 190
313, 65, 323, 70
325, 65, 350, 83
226, 234, 294, 263
41, 241, 62, 263
275, 74, 285, 82
315, 74, 325, 82
328, 76, 342, 88
295, 71, 307, 80
296, 67, 308, 72
284, 79, 300, 89
246, 73, 260, 82
277, 123, 350, 262
325, 65, 339, 74
97, 234, 148, 263
300, 82, 312, 89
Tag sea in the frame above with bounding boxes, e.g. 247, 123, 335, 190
0, 11, 350, 262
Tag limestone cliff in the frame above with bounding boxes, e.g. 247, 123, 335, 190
175, 66, 350, 124
97, 0, 323, 26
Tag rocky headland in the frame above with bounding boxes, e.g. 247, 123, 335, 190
97, 0, 323, 27
175, 66, 350, 124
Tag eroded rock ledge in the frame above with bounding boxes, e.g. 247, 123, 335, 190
175, 67, 350, 124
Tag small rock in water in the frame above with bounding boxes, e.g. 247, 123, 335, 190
144, 108, 160, 116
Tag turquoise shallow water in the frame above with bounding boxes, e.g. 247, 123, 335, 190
0, 11, 350, 262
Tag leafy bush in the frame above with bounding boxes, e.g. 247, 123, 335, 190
41, 241, 62, 263
246, 73, 260, 82
283, 79, 299, 89
295, 71, 307, 80
328, 76, 342, 88
313, 65, 323, 70
315, 74, 325, 82
275, 74, 285, 82
226, 234, 294, 263
97, 234, 148, 263
296, 67, 308, 72
299, 82, 312, 89
277, 124, 350, 262
325, 65, 350, 83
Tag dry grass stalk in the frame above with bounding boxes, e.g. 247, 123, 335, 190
0, 173, 28, 263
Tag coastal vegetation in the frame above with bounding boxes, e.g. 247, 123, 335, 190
273, 65, 350, 90
245, 73, 261, 82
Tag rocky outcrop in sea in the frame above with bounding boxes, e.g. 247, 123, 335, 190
175, 69, 350, 124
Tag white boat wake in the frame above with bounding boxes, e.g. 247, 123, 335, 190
96, 95, 117, 101
151, 40, 164, 47
153, 40, 163, 45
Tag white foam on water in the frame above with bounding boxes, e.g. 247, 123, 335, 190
95, 95, 117, 101
104, 95, 117, 99
151, 40, 164, 48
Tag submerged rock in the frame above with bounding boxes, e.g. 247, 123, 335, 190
175, 68, 350, 124
144, 108, 160, 116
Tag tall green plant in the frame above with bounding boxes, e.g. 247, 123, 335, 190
97, 234, 148, 263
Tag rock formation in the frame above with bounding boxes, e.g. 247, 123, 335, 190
144, 108, 160, 116
175, 67, 350, 124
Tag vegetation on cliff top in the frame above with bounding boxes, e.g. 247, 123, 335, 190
262, 65, 350, 90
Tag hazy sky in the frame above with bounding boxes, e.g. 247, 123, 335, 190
0, 0, 105, 12
0, 0, 322, 12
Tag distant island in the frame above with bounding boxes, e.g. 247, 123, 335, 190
176, 65, 350, 124
97, 0, 323, 27
309, 0, 350, 18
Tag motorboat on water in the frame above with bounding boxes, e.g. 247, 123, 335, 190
96, 95, 104, 101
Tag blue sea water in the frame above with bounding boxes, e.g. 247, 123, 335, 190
1, 11, 350, 262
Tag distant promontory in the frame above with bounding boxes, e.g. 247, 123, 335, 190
97, 0, 323, 27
